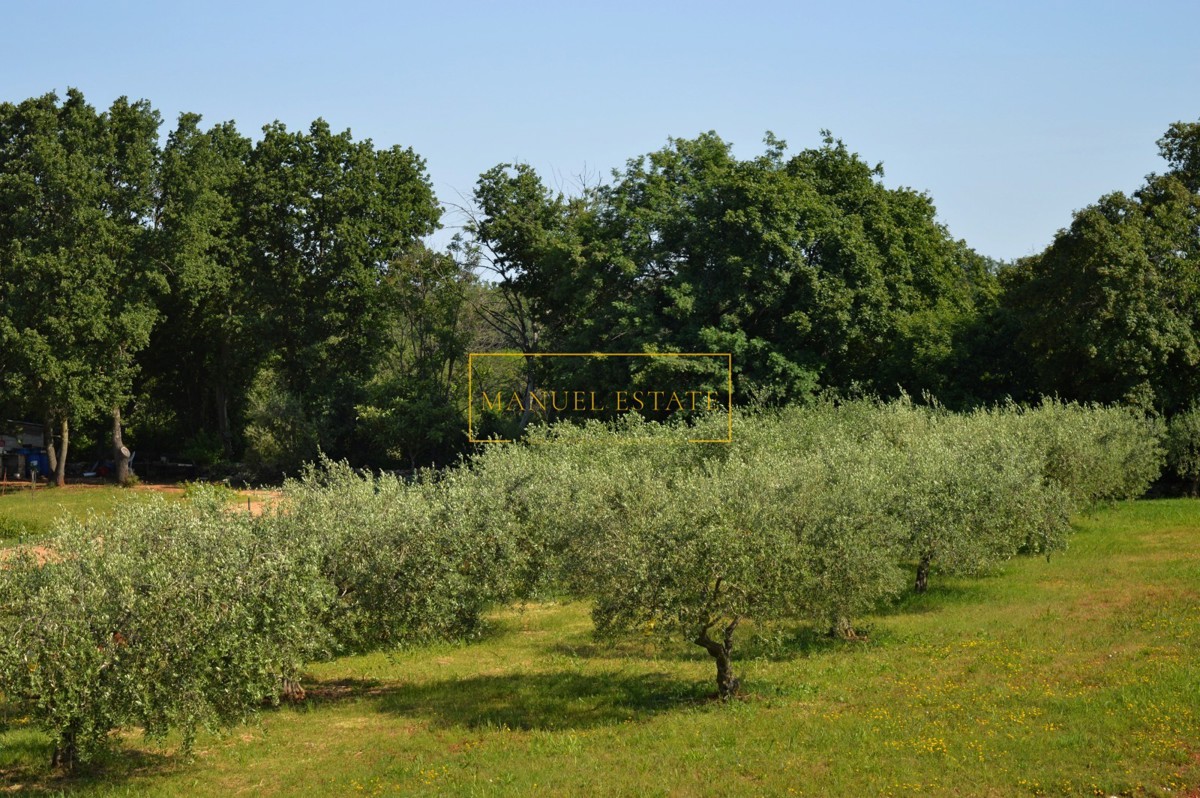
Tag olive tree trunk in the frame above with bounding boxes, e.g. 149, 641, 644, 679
695, 619, 741, 700
915, 551, 933, 593
51, 726, 78, 771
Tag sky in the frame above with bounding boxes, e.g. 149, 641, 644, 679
3, 0, 1197, 261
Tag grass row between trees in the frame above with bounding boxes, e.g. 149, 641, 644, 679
1, 501, 1197, 795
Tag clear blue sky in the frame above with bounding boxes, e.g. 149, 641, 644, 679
4, 0, 1197, 261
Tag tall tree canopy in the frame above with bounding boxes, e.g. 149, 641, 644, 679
242, 119, 441, 463
465, 132, 996, 408
1, 90, 447, 476
4, 87, 1193, 473
994, 120, 1200, 414
143, 113, 254, 459
0, 90, 161, 484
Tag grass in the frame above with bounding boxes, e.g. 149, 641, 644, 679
0, 484, 129, 542
2, 499, 1199, 796
0, 482, 264, 543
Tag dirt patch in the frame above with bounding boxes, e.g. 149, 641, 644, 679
137, 484, 187, 495
229, 489, 281, 517
0, 543, 56, 566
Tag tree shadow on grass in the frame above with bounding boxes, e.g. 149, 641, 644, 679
876, 578, 992, 618
548, 621, 898, 666
0, 740, 175, 796
303, 670, 707, 732
736, 624, 896, 660
549, 635, 676, 661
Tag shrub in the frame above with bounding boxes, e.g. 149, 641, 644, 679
1167, 405, 1200, 495
1021, 399, 1164, 508
0, 515, 31, 540
181, 479, 239, 504
0, 490, 329, 769
273, 458, 521, 653
243, 364, 320, 479
178, 430, 227, 467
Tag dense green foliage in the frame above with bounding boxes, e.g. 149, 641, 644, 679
1, 87, 1194, 471
464, 400, 1161, 696
1167, 404, 1200, 494
0, 90, 162, 483
463, 133, 997, 411
0, 402, 1164, 761
0, 491, 329, 767
0, 89, 452, 475
975, 122, 1200, 415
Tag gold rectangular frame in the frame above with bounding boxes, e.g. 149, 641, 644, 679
467, 352, 733, 444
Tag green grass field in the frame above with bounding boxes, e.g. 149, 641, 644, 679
2, 499, 1198, 796
0, 485, 130, 541
0, 484, 259, 543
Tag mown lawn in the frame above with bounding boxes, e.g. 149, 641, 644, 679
0, 485, 129, 541
0, 484, 261, 543
2, 499, 1198, 796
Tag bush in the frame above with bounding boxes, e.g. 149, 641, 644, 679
272, 458, 521, 653
178, 430, 227, 468
1021, 399, 1164, 508
0, 515, 32, 540
1167, 405, 1200, 495
0, 490, 330, 769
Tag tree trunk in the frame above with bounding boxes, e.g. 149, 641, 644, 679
215, 384, 234, 459
216, 330, 235, 458
915, 552, 933, 593
281, 676, 306, 702
829, 615, 856, 639
518, 353, 536, 433
112, 406, 131, 484
51, 727, 78, 771
45, 417, 58, 477
695, 619, 741, 700
55, 417, 69, 487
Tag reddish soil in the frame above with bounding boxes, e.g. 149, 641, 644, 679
0, 544, 56, 566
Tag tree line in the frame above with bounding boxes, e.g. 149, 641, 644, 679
1, 89, 1197, 479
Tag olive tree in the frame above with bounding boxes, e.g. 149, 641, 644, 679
778, 433, 908, 636
0, 491, 329, 769
574, 459, 804, 699
886, 406, 1073, 592
548, 411, 908, 696
273, 458, 523, 653
1167, 405, 1200, 495
1019, 399, 1164, 508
